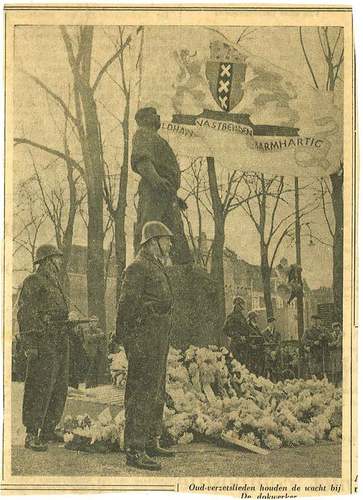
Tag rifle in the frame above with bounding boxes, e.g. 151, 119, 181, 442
53, 319, 92, 326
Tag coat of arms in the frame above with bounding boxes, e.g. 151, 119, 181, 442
206, 41, 247, 112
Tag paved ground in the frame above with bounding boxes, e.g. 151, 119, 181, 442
11, 383, 342, 477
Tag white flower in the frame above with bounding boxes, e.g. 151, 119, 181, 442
63, 432, 74, 443
178, 432, 194, 444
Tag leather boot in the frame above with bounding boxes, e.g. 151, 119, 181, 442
126, 449, 162, 471
146, 440, 175, 458
25, 433, 48, 452
39, 429, 65, 443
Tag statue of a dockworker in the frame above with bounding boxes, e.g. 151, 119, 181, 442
131, 106, 192, 265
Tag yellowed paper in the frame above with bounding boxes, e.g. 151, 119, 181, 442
2, 3, 357, 497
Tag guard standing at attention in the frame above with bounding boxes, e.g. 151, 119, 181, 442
223, 296, 250, 366
262, 316, 281, 382
115, 221, 175, 471
303, 314, 327, 379
327, 321, 343, 384
17, 244, 71, 451
247, 310, 264, 376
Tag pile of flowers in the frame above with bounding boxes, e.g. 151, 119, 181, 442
63, 408, 124, 453
64, 345, 342, 452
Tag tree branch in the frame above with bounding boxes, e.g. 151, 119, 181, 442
23, 70, 79, 127
320, 179, 334, 237
14, 138, 85, 177
92, 33, 132, 92
267, 176, 284, 244
299, 27, 319, 89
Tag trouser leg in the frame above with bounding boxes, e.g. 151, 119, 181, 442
147, 344, 169, 445
123, 350, 160, 452
86, 357, 97, 388
22, 346, 58, 433
42, 343, 69, 433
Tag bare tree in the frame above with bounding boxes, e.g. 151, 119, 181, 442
299, 26, 344, 320
239, 173, 318, 318
26, 110, 86, 285
102, 26, 143, 300
14, 26, 133, 328
206, 158, 248, 323
181, 157, 211, 269
13, 181, 47, 272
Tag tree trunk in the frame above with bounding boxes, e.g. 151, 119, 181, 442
207, 157, 226, 335
210, 219, 226, 321
59, 161, 78, 287
330, 170, 343, 322
114, 101, 130, 301
260, 242, 273, 319
76, 27, 106, 329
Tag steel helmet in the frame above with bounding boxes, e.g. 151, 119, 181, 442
248, 310, 258, 320
34, 244, 63, 264
140, 221, 173, 246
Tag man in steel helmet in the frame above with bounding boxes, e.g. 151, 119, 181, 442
115, 221, 175, 471
131, 106, 192, 265
17, 244, 72, 451
247, 310, 264, 376
223, 296, 250, 366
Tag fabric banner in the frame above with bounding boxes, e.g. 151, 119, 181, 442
139, 26, 343, 177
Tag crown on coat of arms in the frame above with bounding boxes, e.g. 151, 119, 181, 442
209, 40, 246, 64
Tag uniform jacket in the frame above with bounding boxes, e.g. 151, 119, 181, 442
223, 308, 249, 343
17, 267, 69, 350
303, 326, 327, 359
116, 248, 173, 343
247, 321, 263, 345
131, 127, 181, 195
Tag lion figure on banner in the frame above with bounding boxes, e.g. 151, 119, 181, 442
172, 49, 207, 114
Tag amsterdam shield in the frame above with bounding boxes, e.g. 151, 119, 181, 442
206, 60, 247, 112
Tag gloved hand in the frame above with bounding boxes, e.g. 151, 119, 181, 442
177, 197, 188, 211
136, 160, 173, 194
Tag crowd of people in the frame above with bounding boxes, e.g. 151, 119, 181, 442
223, 296, 343, 385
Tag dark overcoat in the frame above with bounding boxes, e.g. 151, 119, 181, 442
116, 248, 173, 451
17, 267, 70, 433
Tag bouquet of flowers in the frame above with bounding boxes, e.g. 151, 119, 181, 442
63, 408, 124, 453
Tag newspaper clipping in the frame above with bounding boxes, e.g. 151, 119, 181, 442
2, 3, 357, 497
